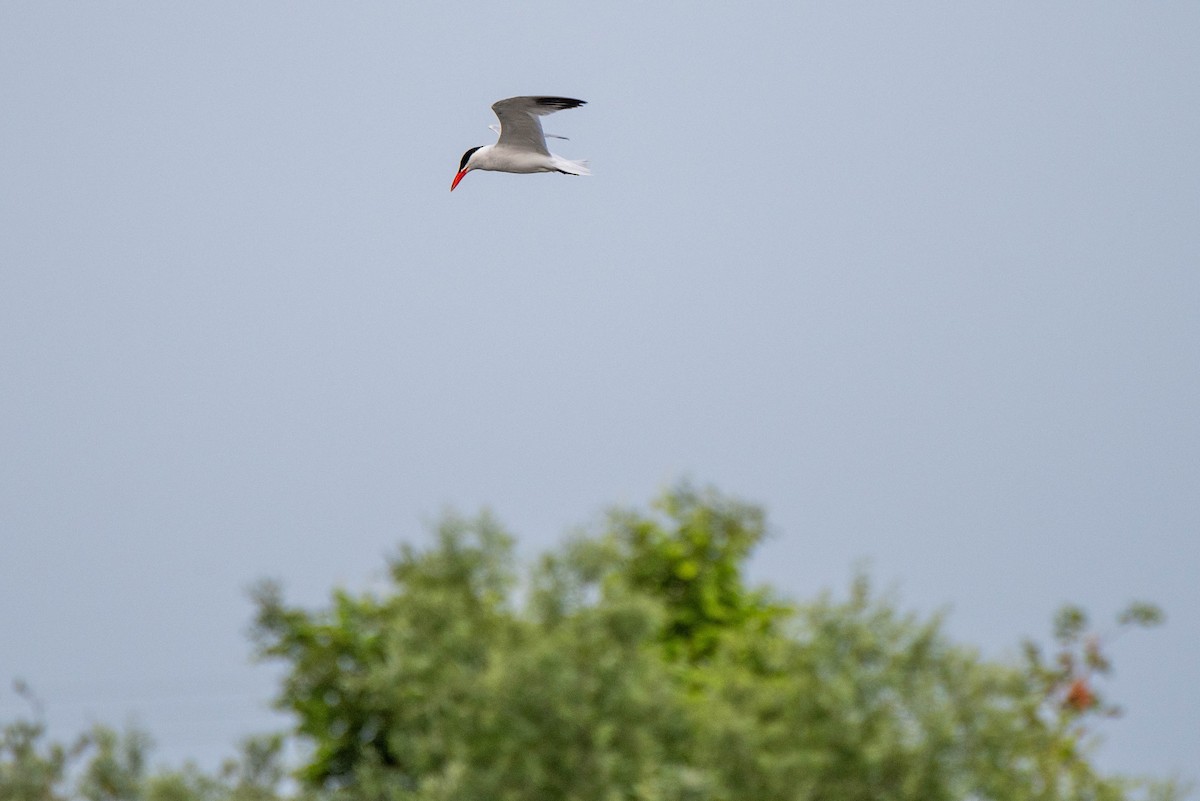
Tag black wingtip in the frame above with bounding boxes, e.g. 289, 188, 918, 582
534, 97, 586, 110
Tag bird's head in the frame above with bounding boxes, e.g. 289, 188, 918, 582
451, 146, 483, 191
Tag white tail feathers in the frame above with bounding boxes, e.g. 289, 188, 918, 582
552, 155, 591, 176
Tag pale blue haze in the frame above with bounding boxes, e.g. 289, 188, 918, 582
2, 1, 1197, 783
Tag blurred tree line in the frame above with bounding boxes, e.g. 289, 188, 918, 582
2, 485, 1186, 800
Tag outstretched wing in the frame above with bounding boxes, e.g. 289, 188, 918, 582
491, 123, 568, 140
491, 96, 586, 155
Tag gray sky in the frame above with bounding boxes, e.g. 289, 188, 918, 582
2, 0, 1197, 783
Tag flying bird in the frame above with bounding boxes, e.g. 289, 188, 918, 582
451, 96, 590, 191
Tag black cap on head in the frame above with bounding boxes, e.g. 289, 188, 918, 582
458, 146, 482, 172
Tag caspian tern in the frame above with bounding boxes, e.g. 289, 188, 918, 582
451, 96, 590, 191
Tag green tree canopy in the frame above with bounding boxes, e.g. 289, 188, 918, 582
249, 484, 1181, 801
2, 484, 1184, 801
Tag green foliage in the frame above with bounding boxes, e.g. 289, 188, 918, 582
0, 687, 291, 801
1018, 599, 1171, 736
2, 484, 1186, 801
250, 511, 519, 791
144, 734, 291, 801
251, 484, 1185, 801
0, 681, 92, 801
594, 484, 787, 661
76, 724, 152, 801
1119, 602, 1165, 628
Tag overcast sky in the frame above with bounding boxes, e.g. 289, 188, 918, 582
2, 0, 1197, 784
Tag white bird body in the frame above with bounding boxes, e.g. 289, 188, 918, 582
451, 96, 589, 190
466, 144, 571, 174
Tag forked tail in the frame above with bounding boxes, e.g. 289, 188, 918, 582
552, 155, 591, 176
